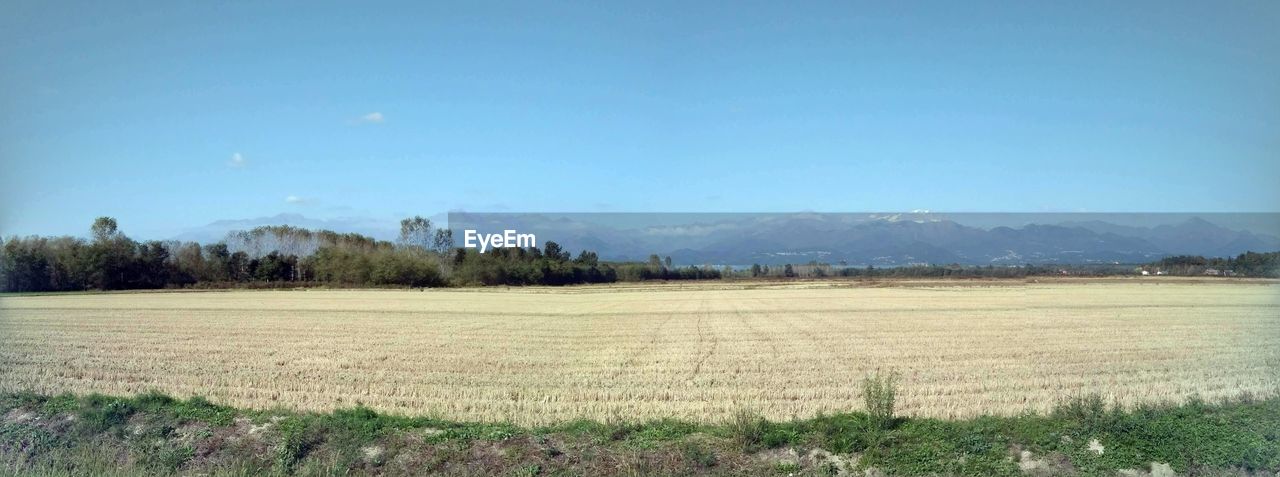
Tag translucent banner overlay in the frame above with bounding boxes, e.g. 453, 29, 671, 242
447, 212, 1280, 266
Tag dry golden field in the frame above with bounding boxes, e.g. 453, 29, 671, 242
1, 280, 1277, 425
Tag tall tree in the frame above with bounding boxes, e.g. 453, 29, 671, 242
431, 228, 454, 253
398, 216, 433, 250
91, 217, 119, 243
87, 217, 135, 289
544, 241, 569, 261
574, 250, 598, 266
647, 254, 662, 273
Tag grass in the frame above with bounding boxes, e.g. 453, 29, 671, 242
1, 390, 1277, 476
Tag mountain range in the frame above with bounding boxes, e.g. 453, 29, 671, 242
449, 213, 1280, 266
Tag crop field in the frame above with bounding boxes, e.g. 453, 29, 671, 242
1, 280, 1277, 425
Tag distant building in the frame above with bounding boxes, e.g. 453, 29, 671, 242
1204, 268, 1220, 276
1141, 270, 1150, 276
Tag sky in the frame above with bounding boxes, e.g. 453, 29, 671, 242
2, 1, 1278, 239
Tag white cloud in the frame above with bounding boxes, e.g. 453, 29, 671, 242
358, 112, 384, 123
285, 195, 306, 204
228, 152, 246, 167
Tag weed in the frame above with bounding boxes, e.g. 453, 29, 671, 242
729, 409, 768, 452
863, 371, 898, 430
774, 460, 801, 473
514, 463, 542, 476
77, 397, 134, 434
273, 417, 311, 473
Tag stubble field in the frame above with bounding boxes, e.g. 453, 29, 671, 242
1, 280, 1277, 425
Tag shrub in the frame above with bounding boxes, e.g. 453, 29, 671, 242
78, 397, 135, 433
1053, 393, 1112, 433
863, 371, 898, 430
729, 409, 767, 451
274, 417, 312, 473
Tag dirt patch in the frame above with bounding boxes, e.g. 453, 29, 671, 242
1010, 444, 1074, 476
805, 448, 858, 475
1087, 438, 1105, 455
2, 409, 36, 425
1118, 462, 1178, 477
755, 446, 799, 466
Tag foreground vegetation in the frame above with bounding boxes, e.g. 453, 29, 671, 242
2, 390, 1277, 476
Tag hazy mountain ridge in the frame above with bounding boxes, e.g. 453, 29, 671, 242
172, 213, 402, 244
460, 214, 1279, 266
1058, 217, 1280, 257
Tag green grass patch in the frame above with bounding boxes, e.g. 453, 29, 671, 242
1, 390, 1277, 476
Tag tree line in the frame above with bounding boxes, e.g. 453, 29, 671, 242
1150, 252, 1280, 278
0, 217, 716, 292
736, 254, 1280, 279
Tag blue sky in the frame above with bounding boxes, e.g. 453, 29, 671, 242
2, 1, 1278, 239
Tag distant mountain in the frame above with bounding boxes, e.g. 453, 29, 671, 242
453, 213, 1277, 266
1060, 217, 1280, 257
657, 219, 1167, 266
172, 214, 402, 243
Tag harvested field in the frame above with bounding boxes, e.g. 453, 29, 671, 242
1, 280, 1277, 425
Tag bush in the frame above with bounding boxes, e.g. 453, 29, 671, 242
134, 389, 176, 409
1053, 393, 1112, 433
274, 417, 313, 473
728, 409, 767, 451
863, 371, 898, 430
78, 397, 135, 433
370, 250, 443, 287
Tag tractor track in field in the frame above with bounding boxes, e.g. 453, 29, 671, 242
687, 301, 720, 383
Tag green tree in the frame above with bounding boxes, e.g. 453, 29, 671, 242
132, 241, 171, 288
544, 241, 569, 261
0, 237, 52, 292
574, 250, 598, 266
87, 217, 136, 290
91, 217, 119, 242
